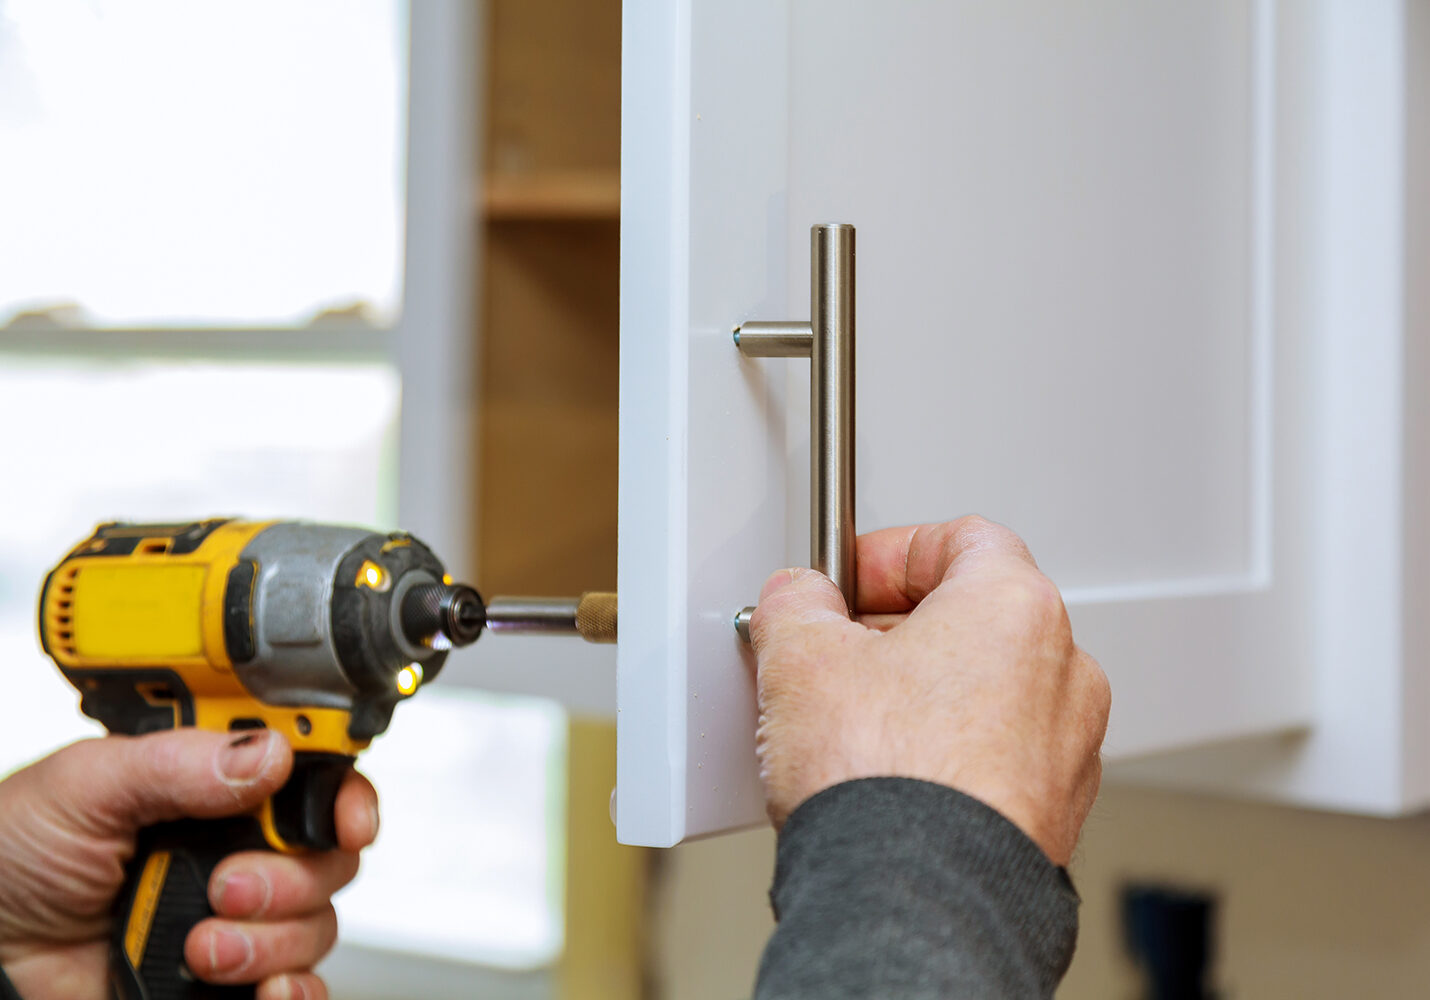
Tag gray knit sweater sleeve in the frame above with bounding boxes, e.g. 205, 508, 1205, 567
753, 778, 1079, 999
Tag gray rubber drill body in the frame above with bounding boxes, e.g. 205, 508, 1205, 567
236, 522, 374, 710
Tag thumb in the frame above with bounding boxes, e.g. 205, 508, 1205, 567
749, 567, 852, 659
44, 729, 292, 833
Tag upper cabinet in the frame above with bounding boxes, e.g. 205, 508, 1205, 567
615, 0, 1429, 846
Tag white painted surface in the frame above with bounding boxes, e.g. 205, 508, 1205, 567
395, 0, 478, 582
1111, 0, 1424, 815
619, 0, 1421, 845
770, 0, 1312, 768
1401, 0, 1430, 807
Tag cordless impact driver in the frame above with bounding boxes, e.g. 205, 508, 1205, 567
36, 518, 489, 1000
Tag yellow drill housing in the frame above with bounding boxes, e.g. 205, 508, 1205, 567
39, 518, 477, 851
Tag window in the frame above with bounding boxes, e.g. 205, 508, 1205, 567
339, 691, 567, 967
0, 358, 402, 768
0, 1, 566, 974
0, 0, 406, 328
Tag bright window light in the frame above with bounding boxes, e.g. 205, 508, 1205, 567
337, 688, 568, 969
0, 0, 407, 328
0, 359, 401, 773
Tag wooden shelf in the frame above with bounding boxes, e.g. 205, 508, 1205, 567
481, 169, 620, 221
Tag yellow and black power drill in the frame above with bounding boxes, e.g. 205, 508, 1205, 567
37, 519, 490, 1000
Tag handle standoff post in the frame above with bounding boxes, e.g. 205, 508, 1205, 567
735, 606, 755, 643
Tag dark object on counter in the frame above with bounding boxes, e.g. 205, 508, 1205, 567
1122, 883, 1219, 1000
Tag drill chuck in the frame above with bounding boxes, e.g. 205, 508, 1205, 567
400, 582, 487, 649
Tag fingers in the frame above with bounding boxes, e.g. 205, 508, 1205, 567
853, 612, 904, 632
43, 729, 292, 833
186, 905, 338, 986
850, 524, 922, 613
211, 850, 360, 920
753, 517, 1037, 637
853, 516, 1037, 613
333, 769, 380, 852
258, 973, 329, 1000
195, 769, 375, 993
749, 567, 854, 661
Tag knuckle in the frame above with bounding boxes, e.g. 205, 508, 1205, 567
751, 581, 843, 651
39, 736, 102, 789
1085, 658, 1112, 720
286, 975, 326, 1000
759, 569, 831, 612
141, 734, 189, 787
750, 589, 788, 634
1081, 755, 1105, 810
333, 849, 361, 887
316, 904, 340, 955
938, 516, 986, 566
953, 513, 996, 536
319, 901, 339, 937
936, 515, 1037, 572
1002, 571, 1067, 625
116, 734, 197, 818
269, 908, 338, 971
312, 852, 359, 902
759, 567, 797, 600
948, 513, 1012, 552
268, 863, 309, 917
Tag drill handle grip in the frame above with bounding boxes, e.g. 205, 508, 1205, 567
111, 817, 268, 1000
109, 754, 356, 1000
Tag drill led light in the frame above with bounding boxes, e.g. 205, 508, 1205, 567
396, 663, 423, 696
356, 560, 390, 592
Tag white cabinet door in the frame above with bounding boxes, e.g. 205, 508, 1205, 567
616, 0, 1406, 846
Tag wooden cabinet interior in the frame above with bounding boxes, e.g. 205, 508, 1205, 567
476, 0, 621, 595
475, 4, 642, 1000
477, 221, 619, 593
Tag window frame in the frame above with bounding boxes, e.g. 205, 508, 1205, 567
0, 0, 478, 580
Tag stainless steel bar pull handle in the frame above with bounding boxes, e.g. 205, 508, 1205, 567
734, 223, 856, 642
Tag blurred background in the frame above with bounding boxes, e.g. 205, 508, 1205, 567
4, 1, 1430, 998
